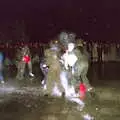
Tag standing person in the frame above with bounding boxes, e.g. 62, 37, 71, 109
16, 45, 34, 80
44, 40, 65, 96
92, 43, 98, 62
97, 43, 102, 63
59, 32, 80, 97
59, 32, 92, 96
59, 32, 86, 109
0, 52, 4, 84
40, 58, 49, 89
75, 39, 92, 90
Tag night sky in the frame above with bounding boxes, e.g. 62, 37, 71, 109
0, 0, 120, 43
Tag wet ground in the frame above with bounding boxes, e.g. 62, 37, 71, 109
0, 62, 120, 120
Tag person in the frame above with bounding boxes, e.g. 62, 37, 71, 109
0, 52, 4, 84
75, 39, 92, 91
16, 45, 34, 80
40, 58, 49, 89
59, 32, 92, 96
59, 32, 80, 97
44, 40, 65, 96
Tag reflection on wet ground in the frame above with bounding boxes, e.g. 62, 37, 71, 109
0, 62, 120, 120
89, 62, 120, 82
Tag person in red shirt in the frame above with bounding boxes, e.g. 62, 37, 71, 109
16, 45, 34, 80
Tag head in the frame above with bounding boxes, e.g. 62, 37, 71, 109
68, 33, 76, 42
22, 45, 30, 55
59, 31, 76, 49
59, 32, 69, 41
49, 40, 60, 51
76, 39, 84, 47
67, 43, 75, 52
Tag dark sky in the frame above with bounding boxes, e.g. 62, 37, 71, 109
0, 0, 120, 43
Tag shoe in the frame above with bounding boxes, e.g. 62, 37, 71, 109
87, 87, 93, 92
29, 72, 34, 77
43, 85, 47, 90
83, 113, 94, 120
1, 80, 4, 84
41, 80, 45, 85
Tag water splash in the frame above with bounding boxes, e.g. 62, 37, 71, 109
0, 85, 16, 93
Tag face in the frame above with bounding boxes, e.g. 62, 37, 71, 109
64, 34, 68, 40
68, 43, 75, 52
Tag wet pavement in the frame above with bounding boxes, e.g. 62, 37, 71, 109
0, 86, 97, 120
0, 62, 120, 120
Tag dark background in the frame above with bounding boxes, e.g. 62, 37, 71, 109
0, 0, 120, 43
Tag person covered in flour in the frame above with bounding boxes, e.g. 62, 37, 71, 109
43, 40, 65, 97
58, 32, 84, 106
59, 32, 77, 95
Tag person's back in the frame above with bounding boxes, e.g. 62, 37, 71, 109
75, 46, 89, 63
45, 48, 60, 70
44, 44, 64, 96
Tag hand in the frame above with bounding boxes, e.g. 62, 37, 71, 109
59, 59, 64, 64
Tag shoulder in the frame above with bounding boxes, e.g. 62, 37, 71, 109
74, 48, 81, 54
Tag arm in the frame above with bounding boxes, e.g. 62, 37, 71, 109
62, 52, 69, 70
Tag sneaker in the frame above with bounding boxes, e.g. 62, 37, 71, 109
29, 72, 34, 77
87, 87, 93, 92
43, 85, 47, 90
41, 80, 45, 85
83, 113, 94, 120
1, 80, 4, 84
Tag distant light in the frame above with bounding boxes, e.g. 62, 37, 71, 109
106, 24, 110, 28
85, 33, 88, 35
55, 40, 58, 43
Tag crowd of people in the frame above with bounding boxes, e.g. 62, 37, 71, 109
39, 32, 94, 106
0, 31, 93, 97
40, 31, 94, 119
1, 31, 119, 119
0, 31, 95, 119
